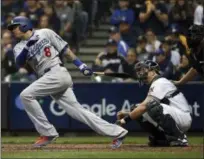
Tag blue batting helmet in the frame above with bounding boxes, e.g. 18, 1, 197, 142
7, 16, 33, 32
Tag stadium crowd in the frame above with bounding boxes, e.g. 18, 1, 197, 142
1, 0, 204, 82
92, 0, 203, 82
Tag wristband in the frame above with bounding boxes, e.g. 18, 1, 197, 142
73, 58, 83, 68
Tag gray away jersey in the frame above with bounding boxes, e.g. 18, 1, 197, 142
148, 77, 192, 113
13, 29, 68, 76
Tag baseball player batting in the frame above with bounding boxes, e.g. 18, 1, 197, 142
7, 16, 127, 148
116, 60, 192, 147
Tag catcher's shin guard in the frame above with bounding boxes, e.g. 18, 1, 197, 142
137, 116, 169, 146
147, 104, 185, 141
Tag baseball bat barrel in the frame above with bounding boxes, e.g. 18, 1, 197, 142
93, 72, 134, 79
93, 72, 105, 76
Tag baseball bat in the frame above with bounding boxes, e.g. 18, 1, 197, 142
93, 72, 134, 79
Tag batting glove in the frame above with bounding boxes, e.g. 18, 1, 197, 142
79, 64, 93, 76
73, 59, 93, 76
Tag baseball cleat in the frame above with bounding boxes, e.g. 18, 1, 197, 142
170, 135, 189, 147
33, 135, 58, 148
166, 134, 189, 147
111, 130, 128, 149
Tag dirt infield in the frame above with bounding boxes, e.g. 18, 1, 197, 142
2, 144, 203, 153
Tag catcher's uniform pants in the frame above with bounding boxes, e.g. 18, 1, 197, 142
20, 65, 127, 137
142, 103, 192, 133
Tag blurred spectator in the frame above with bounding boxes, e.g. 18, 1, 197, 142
153, 48, 174, 79
132, 0, 144, 23
1, 31, 17, 79
71, 0, 89, 51
139, 0, 168, 36
174, 54, 202, 81
93, 0, 113, 28
145, 29, 161, 54
166, 24, 189, 56
1, 12, 16, 30
161, 39, 181, 67
109, 26, 129, 57
81, 0, 96, 27
169, 0, 194, 35
1, 31, 37, 82
39, 15, 49, 29
121, 48, 138, 82
174, 54, 191, 80
136, 35, 149, 61
38, 0, 49, 7
2, 0, 22, 17
193, 0, 204, 25
93, 39, 127, 82
19, 12, 27, 17
55, 0, 74, 42
24, 0, 44, 28
110, 0, 135, 28
166, 0, 176, 13
44, 4, 61, 34
110, 0, 135, 47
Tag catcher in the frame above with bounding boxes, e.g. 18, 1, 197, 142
116, 60, 192, 147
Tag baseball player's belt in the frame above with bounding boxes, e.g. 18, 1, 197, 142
44, 63, 64, 74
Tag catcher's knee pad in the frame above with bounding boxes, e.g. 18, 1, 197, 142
146, 99, 163, 121
147, 102, 184, 139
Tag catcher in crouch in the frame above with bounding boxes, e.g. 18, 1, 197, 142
117, 60, 192, 147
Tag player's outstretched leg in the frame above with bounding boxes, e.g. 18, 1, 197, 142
20, 87, 59, 147
19, 67, 73, 147
52, 87, 128, 148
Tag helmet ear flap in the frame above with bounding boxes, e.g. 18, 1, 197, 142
19, 24, 27, 32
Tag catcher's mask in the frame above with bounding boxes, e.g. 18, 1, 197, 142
134, 60, 160, 85
187, 24, 204, 48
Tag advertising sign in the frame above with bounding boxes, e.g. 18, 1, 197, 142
9, 83, 203, 131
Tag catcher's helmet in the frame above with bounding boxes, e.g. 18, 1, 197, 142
7, 16, 33, 33
134, 60, 160, 84
187, 24, 204, 48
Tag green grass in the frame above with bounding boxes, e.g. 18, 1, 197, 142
2, 136, 203, 158
2, 151, 203, 158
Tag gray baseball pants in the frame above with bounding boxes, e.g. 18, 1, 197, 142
20, 65, 128, 137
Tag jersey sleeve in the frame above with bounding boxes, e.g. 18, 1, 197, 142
44, 29, 68, 53
13, 45, 22, 61
13, 43, 28, 67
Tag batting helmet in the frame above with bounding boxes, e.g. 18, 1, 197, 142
7, 16, 33, 33
134, 60, 160, 85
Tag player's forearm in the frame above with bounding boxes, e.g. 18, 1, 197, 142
129, 104, 146, 120
65, 48, 78, 61
65, 48, 91, 75
118, 104, 146, 125
139, 11, 152, 23
179, 67, 198, 84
